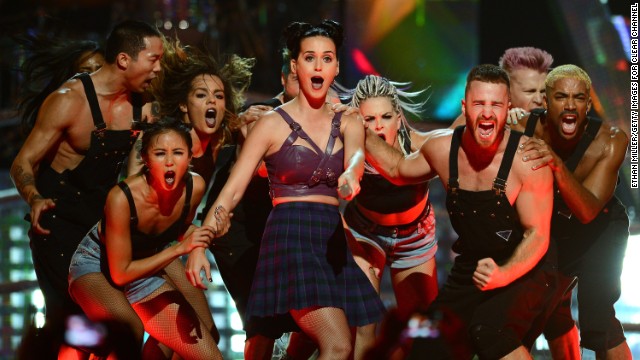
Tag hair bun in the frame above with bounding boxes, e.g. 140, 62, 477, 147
319, 20, 343, 49
283, 20, 344, 59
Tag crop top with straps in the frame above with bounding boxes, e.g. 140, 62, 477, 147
104, 174, 193, 259
264, 107, 344, 199
355, 127, 429, 214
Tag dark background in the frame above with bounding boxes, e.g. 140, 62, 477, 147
0, 1, 637, 358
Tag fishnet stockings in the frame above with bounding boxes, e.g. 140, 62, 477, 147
69, 272, 144, 359
132, 282, 221, 360
162, 258, 219, 342
69, 258, 216, 359
142, 259, 219, 359
291, 307, 352, 360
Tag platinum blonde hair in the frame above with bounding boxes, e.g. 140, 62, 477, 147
545, 64, 592, 92
347, 74, 429, 172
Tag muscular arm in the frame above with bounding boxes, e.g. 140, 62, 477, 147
338, 113, 365, 199
506, 163, 552, 276
554, 129, 628, 223
365, 127, 443, 185
521, 128, 628, 223
474, 156, 553, 290
11, 91, 71, 202
409, 128, 444, 151
10, 90, 77, 233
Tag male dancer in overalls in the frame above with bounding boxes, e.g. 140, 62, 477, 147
11, 20, 162, 358
519, 64, 631, 359
365, 64, 557, 359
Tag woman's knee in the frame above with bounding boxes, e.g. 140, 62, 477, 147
356, 323, 376, 339
324, 338, 352, 358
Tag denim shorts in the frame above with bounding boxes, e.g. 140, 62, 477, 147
343, 202, 437, 269
68, 223, 166, 304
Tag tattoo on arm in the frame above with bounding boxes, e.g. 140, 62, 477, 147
29, 194, 44, 204
134, 139, 143, 162
151, 102, 161, 118
12, 165, 38, 202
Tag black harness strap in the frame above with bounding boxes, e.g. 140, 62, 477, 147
448, 126, 464, 192
493, 130, 523, 195
77, 73, 105, 129
523, 108, 546, 137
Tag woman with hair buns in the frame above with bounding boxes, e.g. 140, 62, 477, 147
200, 20, 385, 360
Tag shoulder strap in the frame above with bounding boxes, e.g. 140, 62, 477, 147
308, 111, 343, 187
332, 111, 344, 142
117, 182, 138, 227
76, 73, 105, 129
564, 117, 602, 172
493, 130, 523, 195
524, 108, 546, 137
447, 126, 464, 192
131, 93, 143, 122
323, 111, 342, 157
181, 173, 193, 220
274, 107, 324, 154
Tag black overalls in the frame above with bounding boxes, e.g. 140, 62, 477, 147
430, 126, 558, 359
527, 114, 629, 351
29, 73, 140, 333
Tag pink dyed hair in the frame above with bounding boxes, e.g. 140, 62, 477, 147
498, 47, 554, 74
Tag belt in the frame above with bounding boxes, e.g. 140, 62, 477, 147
353, 200, 431, 238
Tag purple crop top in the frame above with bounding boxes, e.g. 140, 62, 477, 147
264, 107, 344, 199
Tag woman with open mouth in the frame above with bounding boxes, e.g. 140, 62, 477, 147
66, 38, 253, 358
154, 38, 270, 357
344, 75, 439, 356
69, 118, 225, 359
152, 38, 254, 187
201, 19, 385, 360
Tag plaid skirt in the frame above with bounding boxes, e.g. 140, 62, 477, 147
244, 201, 385, 338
